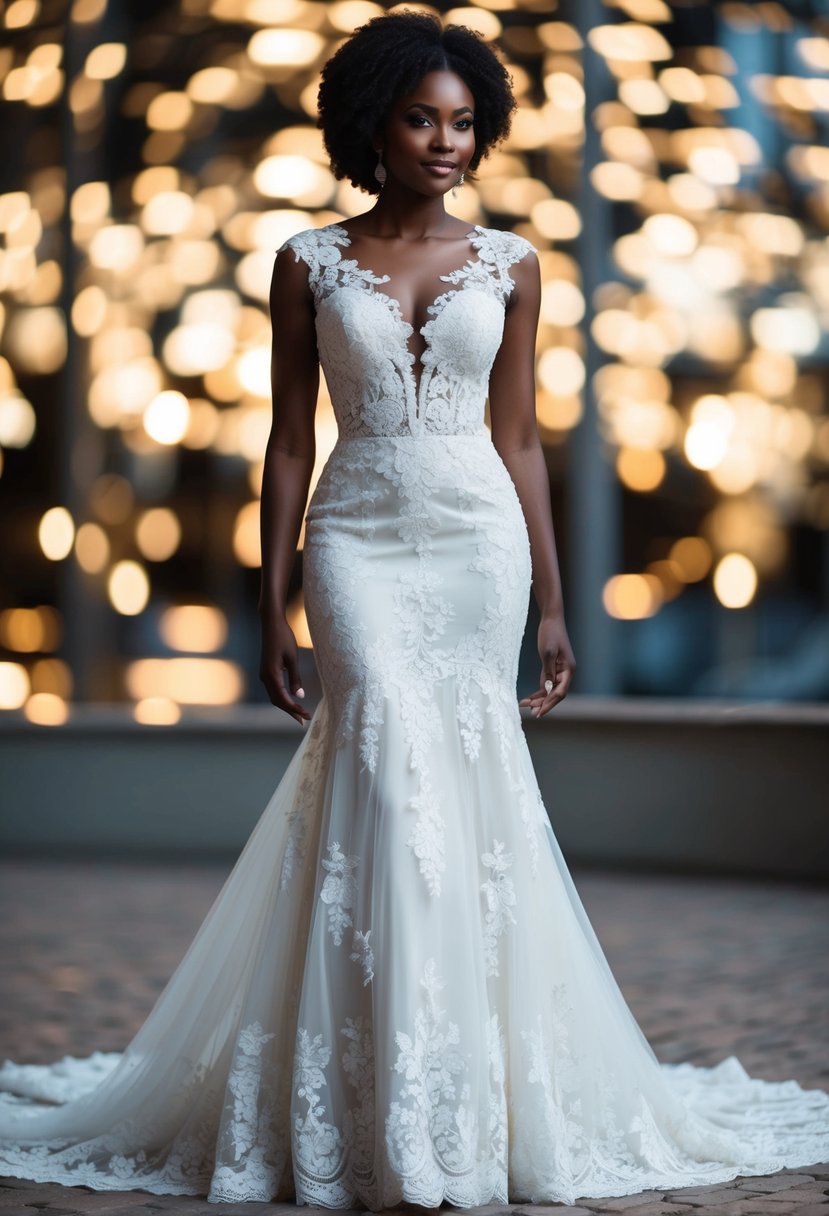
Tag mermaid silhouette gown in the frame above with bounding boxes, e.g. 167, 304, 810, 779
1, 222, 827, 1209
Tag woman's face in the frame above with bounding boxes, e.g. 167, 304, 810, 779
376, 69, 476, 195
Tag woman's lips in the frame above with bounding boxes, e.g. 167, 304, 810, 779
422, 164, 456, 177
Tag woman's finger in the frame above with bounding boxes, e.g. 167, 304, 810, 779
273, 664, 311, 724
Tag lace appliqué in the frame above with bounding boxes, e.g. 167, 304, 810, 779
293, 1028, 343, 1183
480, 841, 517, 977
208, 1020, 288, 1203
349, 929, 374, 987
319, 840, 358, 946
387, 958, 472, 1167
279, 698, 332, 890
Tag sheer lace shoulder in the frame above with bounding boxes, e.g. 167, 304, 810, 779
470, 228, 537, 295
276, 225, 347, 296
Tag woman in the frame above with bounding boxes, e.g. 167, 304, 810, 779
1, 10, 827, 1212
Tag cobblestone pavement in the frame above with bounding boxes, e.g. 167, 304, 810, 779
0, 860, 827, 1215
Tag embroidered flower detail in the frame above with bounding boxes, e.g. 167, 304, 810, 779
293, 1028, 343, 1178
319, 841, 359, 946
349, 929, 374, 986
405, 778, 446, 898
386, 958, 475, 1177
480, 841, 517, 976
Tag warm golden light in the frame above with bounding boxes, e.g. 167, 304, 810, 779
713, 553, 758, 608
540, 280, 585, 328
247, 29, 325, 68
684, 396, 734, 471
751, 304, 820, 355
85, 43, 127, 80
0, 606, 61, 652
5, 1, 40, 30
253, 156, 331, 203
538, 347, 586, 396
125, 657, 244, 705
30, 657, 72, 698
286, 593, 313, 648
669, 535, 712, 582
134, 697, 182, 725
616, 447, 666, 492
589, 22, 672, 63
144, 390, 190, 444
108, 560, 150, 615
602, 573, 662, 620
75, 522, 110, 573
0, 392, 36, 446
234, 500, 262, 567
24, 692, 68, 725
39, 507, 75, 560
236, 347, 270, 397
135, 508, 181, 562
72, 285, 108, 335
88, 224, 143, 272
5, 307, 66, 374
159, 605, 228, 653
187, 66, 239, 104
141, 191, 194, 236
0, 661, 31, 709
163, 324, 235, 376
146, 91, 193, 131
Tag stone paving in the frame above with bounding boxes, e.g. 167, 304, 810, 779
0, 860, 827, 1215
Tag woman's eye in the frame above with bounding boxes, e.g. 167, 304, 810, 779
407, 116, 474, 128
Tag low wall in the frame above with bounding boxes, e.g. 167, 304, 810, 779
1, 696, 826, 880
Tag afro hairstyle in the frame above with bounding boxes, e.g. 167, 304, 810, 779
316, 8, 518, 196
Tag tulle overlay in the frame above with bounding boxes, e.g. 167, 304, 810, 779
2, 222, 827, 1208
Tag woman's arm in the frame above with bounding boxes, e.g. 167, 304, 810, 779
257, 244, 320, 724
488, 249, 576, 716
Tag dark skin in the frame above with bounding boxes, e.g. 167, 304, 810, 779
259, 69, 576, 726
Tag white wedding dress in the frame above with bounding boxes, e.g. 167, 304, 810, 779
1, 221, 827, 1209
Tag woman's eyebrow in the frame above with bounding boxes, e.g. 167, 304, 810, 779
405, 102, 474, 115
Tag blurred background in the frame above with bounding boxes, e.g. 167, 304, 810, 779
2, 0, 829, 726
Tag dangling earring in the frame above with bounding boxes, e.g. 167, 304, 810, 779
374, 151, 386, 187
451, 170, 465, 198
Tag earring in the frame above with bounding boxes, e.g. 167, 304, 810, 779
374, 151, 386, 187
451, 170, 465, 198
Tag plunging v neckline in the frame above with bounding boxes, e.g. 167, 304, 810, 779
326, 222, 487, 413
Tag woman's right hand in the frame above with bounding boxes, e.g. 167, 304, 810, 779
259, 615, 312, 725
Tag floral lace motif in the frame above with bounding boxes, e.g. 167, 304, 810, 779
319, 840, 358, 946
480, 840, 517, 976
349, 929, 374, 987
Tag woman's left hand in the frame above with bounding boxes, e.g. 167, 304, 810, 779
518, 614, 576, 719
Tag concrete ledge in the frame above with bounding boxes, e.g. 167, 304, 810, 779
1, 695, 827, 880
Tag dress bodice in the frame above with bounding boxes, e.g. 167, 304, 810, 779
276, 222, 536, 439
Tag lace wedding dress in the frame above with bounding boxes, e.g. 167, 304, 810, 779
1, 221, 827, 1209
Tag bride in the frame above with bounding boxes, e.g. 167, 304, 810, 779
1, 9, 827, 1211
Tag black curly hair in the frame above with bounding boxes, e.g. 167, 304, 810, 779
316, 9, 518, 196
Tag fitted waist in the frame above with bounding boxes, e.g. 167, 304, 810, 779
333, 426, 492, 445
